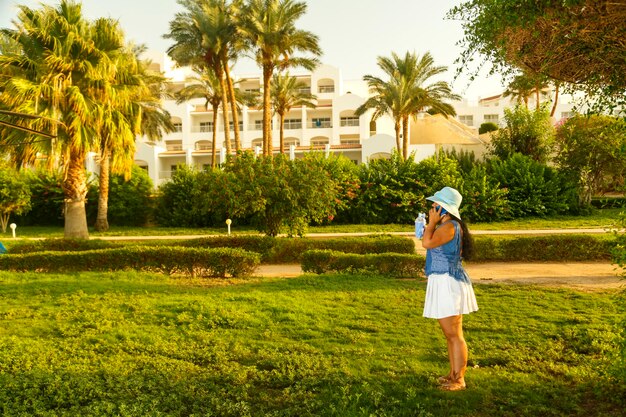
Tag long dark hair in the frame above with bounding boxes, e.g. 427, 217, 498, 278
449, 214, 474, 261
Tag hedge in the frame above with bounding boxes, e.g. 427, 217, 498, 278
301, 249, 426, 278
0, 246, 260, 278
6, 238, 119, 254
183, 234, 416, 263
472, 234, 614, 262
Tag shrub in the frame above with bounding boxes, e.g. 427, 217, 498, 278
301, 249, 426, 278
489, 153, 578, 217
0, 246, 260, 278
14, 170, 65, 226
473, 234, 613, 262
0, 165, 31, 233
479, 122, 499, 134
104, 165, 154, 226
7, 238, 118, 254
458, 164, 509, 222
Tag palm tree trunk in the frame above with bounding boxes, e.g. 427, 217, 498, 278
218, 70, 232, 156
279, 113, 285, 154
223, 57, 241, 153
211, 104, 219, 168
262, 64, 273, 156
63, 149, 89, 239
94, 149, 110, 232
402, 115, 409, 160
394, 120, 402, 158
550, 83, 560, 117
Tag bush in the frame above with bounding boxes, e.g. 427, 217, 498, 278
104, 165, 154, 226
155, 166, 211, 228
479, 122, 498, 134
7, 238, 118, 254
0, 246, 260, 278
489, 153, 578, 217
14, 170, 66, 226
473, 234, 614, 262
301, 249, 426, 278
458, 164, 509, 222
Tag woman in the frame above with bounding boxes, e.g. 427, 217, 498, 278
421, 186, 478, 391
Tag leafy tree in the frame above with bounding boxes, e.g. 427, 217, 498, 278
489, 105, 554, 163
270, 72, 317, 153
238, 0, 321, 155
450, 0, 626, 109
224, 152, 337, 236
554, 114, 626, 205
0, 165, 31, 233
458, 164, 508, 222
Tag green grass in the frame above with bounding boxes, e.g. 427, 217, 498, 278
3, 208, 622, 239
0, 271, 623, 416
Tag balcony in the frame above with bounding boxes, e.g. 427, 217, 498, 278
192, 125, 214, 133
318, 85, 335, 93
307, 120, 332, 129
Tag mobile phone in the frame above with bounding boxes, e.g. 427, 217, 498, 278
439, 206, 448, 216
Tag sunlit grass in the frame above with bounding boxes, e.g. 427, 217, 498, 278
0, 271, 623, 416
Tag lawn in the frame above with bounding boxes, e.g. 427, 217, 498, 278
0, 271, 623, 416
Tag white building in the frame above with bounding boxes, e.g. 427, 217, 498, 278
132, 53, 574, 187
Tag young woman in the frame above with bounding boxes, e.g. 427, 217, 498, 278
421, 186, 478, 391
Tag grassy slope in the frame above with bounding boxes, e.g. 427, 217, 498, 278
0, 271, 623, 416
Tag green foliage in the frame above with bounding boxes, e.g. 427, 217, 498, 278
224, 153, 338, 236
0, 246, 260, 278
489, 154, 578, 218
458, 164, 508, 222
414, 154, 463, 196
554, 115, 626, 205
7, 238, 118, 254
478, 122, 498, 134
342, 152, 431, 224
443, 148, 481, 175
105, 166, 154, 226
489, 105, 554, 163
13, 170, 65, 226
474, 234, 614, 262
301, 249, 426, 277
0, 164, 31, 232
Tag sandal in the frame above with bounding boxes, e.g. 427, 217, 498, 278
439, 381, 466, 391
437, 375, 452, 384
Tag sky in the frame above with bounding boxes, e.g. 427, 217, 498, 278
0, 0, 505, 101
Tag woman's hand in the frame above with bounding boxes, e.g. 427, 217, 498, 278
428, 205, 445, 226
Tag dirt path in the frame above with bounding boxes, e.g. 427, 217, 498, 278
254, 263, 624, 291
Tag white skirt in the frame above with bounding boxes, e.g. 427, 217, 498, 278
423, 273, 478, 319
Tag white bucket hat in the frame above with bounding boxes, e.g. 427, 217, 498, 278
425, 186, 462, 219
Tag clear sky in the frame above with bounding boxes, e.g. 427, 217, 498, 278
0, 0, 505, 100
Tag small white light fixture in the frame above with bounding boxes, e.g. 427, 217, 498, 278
9, 223, 17, 238
225, 218, 232, 235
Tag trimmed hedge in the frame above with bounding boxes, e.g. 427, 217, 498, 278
183, 235, 416, 263
472, 235, 614, 262
7, 238, 119, 254
301, 249, 426, 278
0, 246, 260, 278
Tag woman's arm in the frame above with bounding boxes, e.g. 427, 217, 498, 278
422, 207, 455, 249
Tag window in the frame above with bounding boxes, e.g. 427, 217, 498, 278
318, 85, 334, 93
284, 119, 302, 129
458, 115, 474, 126
311, 138, 329, 146
484, 114, 499, 123
340, 117, 359, 127
166, 141, 183, 151
173, 123, 183, 132
199, 122, 213, 132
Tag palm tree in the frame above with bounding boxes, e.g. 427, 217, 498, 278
503, 74, 536, 109
355, 81, 403, 154
238, 0, 321, 156
0, 1, 114, 238
166, 0, 240, 155
176, 69, 223, 167
270, 73, 316, 153
92, 42, 174, 232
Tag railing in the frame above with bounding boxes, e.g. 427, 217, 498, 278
297, 87, 311, 94
307, 121, 332, 128
191, 125, 214, 133
195, 145, 213, 151
284, 121, 302, 130
340, 118, 359, 127
219, 123, 244, 132
166, 145, 183, 151
318, 86, 334, 93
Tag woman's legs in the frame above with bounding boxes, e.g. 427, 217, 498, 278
437, 315, 467, 388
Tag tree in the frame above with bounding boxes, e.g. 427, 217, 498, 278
176, 70, 223, 167
238, 0, 321, 156
554, 114, 626, 205
0, 1, 123, 238
0, 165, 31, 233
489, 105, 555, 164
356, 51, 459, 159
166, 0, 239, 154
450, 0, 626, 109
270, 72, 316, 153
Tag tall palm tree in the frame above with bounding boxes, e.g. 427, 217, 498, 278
503, 74, 536, 109
166, 0, 240, 155
270, 72, 316, 153
355, 82, 403, 153
0, 1, 114, 238
238, 0, 321, 156
176, 69, 223, 167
